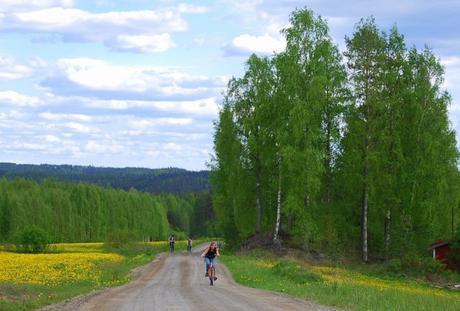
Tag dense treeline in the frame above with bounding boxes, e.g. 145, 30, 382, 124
211, 8, 460, 261
0, 163, 210, 193
0, 178, 214, 243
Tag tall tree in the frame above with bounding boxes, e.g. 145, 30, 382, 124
210, 103, 243, 245
344, 17, 387, 262
228, 55, 277, 234
279, 8, 347, 248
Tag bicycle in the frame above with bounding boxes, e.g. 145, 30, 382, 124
207, 262, 216, 286
201, 241, 220, 286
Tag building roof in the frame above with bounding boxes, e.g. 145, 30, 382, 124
428, 240, 450, 250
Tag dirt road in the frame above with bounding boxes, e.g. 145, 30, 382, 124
59, 247, 334, 311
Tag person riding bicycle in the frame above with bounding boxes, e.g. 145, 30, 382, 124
201, 241, 220, 285
187, 237, 192, 253
168, 234, 175, 253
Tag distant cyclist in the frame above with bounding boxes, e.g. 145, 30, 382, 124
187, 237, 193, 253
168, 234, 175, 253
201, 241, 220, 285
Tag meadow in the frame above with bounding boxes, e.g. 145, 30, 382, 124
0, 240, 203, 311
222, 250, 460, 311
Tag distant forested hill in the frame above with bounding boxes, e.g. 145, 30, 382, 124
0, 163, 210, 193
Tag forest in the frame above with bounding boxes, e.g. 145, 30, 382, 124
0, 163, 210, 193
211, 8, 460, 262
0, 177, 214, 243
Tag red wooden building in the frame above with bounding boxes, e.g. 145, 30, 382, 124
428, 240, 451, 267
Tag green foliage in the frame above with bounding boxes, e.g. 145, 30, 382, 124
211, 6, 460, 263
386, 257, 444, 276
386, 258, 403, 274
14, 227, 49, 253
0, 177, 210, 243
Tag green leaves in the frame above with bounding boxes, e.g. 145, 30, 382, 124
212, 6, 459, 262
15, 227, 50, 253
0, 177, 205, 243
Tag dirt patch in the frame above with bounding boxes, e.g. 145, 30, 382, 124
0, 284, 32, 302
242, 233, 274, 250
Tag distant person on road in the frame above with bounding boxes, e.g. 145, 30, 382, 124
187, 238, 192, 253
168, 234, 175, 253
201, 241, 220, 285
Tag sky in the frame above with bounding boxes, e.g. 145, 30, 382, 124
0, 0, 459, 171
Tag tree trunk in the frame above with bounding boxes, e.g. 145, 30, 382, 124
361, 137, 369, 263
255, 155, 262, 233
324, 99, 332, 204
273, 157, 282, 245
384, 209, 391, 261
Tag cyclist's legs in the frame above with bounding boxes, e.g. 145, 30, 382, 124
211, 257, 217, 275
204, 257, 211, 273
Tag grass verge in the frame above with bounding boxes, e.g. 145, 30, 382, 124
222, 250, 460, 311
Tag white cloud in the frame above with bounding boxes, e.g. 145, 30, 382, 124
0, 56, 33, 80
108, 34, 175, 53
0, 5, 206, 53
177, 3, 209, 14
62, 122, 95, 134
163, 142, 183, 152
0, 105, 214, 169
20, 142, 47, 150
85, 140, 123, 154
223, 33, 286, 56
40, 58, 226, 101
0, 90, 42, 107
129, 118, 193, 129
441, 56, 460, 96
86, 97, 219, 117
44, 134, 61, 143
0, 0, 74, 12
0, 110, 25, 123
442, 57, 460, 124
441, 56, 460, 67
149, 97, 219, 116
39, 112, 93, 122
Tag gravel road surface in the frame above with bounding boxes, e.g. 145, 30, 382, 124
52, 247, 335, 311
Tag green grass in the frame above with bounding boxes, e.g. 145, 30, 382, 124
0, 239, 208, 311
222, 251, 460, 311
0, 282, 95, 311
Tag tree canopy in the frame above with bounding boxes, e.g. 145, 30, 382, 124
211, 8, 460, 261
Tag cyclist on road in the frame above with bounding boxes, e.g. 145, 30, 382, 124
201, 241, 220, 285
168, 234, 175, 253
187, 237, 193, 253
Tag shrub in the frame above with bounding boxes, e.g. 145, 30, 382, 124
386, 258, 403, 274
388, 255, 445, 276
14, 227, 49, 253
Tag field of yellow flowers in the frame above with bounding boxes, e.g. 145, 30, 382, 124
0, 251, 123, 286
223, 252, 460, 311
0, 241, 175, 311
0, 240, 207, 310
